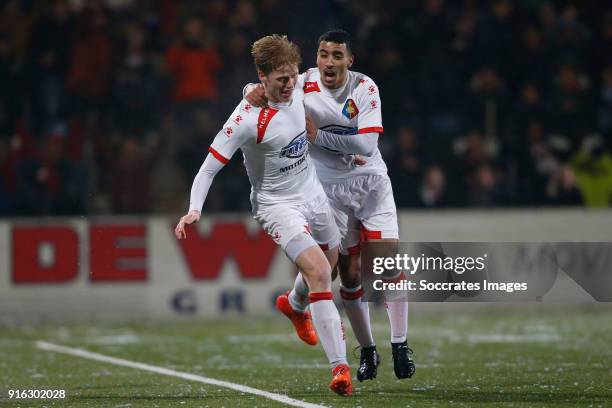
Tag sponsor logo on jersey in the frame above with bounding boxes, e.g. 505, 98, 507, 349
368, 85, 377, 95
224, 127, 233, 137
320, 124, 358, 135
256, 107, 279, 144
304, 81, 321, 93
279, 131, 308, 159
317, 125, 357, 154
370, 100, 378, 109
233, 115, 243, 125
342, 99, 359, 119
279, 155, 307, 173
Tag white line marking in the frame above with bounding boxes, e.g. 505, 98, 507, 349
36, 341, 325, 408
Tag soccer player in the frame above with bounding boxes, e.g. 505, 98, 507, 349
175, 35, 352, 396
245, 29, 415, 382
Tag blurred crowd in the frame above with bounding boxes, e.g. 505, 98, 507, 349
0, 0, 611, 216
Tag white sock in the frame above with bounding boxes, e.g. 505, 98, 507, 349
383, 273, 408, 343
385, 301, 408, 343
309, 292, 347, 368
340, 285, 375, 347
288, 272, 309, 313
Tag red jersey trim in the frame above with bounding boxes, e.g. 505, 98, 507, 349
256, 107, 279, 144
358, 126, 384, 135
304, 81, 321, 93
208, 146, 229, 164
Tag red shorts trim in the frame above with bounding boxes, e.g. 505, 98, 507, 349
361, 226, 382, 241
346, 244, 361, 255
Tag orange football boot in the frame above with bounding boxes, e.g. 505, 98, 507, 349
329, 364, 353, 396
276, 291, 318, 346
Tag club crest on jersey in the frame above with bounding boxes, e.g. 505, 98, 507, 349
342, 99, 359, 119
279, 132, 308, 158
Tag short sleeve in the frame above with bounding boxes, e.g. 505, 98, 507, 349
209, 101, 255, 163
355, 77, 384, 135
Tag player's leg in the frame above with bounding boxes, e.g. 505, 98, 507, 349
293, 242, 351, 396
255, 206, 317, 345
305, 191, 352, 395
285, 272, 309, 313
357, 174, 415, 379
283, 242, 334, 319
338, 250, 379, 382
275, 269, 317, 345
327, 183, 379, 381
254, 204, 351, 395
277, 198, 342, 346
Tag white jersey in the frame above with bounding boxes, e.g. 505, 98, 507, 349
208, 81, 323, 208
303, 68, 388, 183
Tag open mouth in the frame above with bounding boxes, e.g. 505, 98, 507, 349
323, 70, 336, 81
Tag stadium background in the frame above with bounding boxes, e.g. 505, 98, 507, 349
1, 1, 611, 407
0, 0, 611, 214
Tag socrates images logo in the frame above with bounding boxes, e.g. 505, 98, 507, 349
342, 99, 359, 119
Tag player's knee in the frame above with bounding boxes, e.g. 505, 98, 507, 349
331, 264, 339, 281
324, 245, 339, 271
305, 262, 331, 290
339, 255, 361, 288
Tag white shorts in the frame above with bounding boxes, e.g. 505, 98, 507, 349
322, 174, 399, 255
253, 191, 341, 254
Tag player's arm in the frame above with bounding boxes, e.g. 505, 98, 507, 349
243, 83, 268, 107
307, 119, 379, 156
175, 109, 249, 239
174, 154, 223, 239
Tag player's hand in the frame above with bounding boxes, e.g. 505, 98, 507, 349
175, 210, 201, 239
354, 155, 367, 166
245, 84, 268, 108
306, 116, 317, 143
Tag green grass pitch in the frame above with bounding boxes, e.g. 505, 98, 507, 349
1, 304, 611, 407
